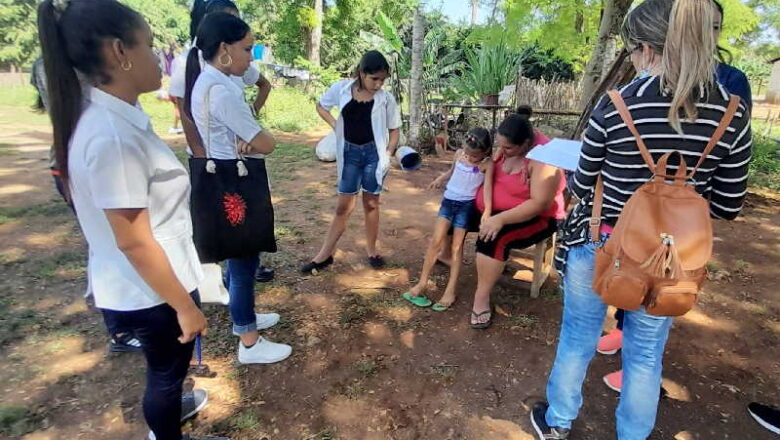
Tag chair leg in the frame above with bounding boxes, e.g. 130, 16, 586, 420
531, 235, 556, 298
531, 241, 546, 298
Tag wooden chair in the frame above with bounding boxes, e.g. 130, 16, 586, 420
508, 233, 557, 298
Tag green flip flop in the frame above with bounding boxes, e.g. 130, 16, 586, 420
431, 302, 451, 312
402, 292, 432, 308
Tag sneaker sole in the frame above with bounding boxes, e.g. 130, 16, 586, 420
603, 375, 622, 393
238, 351, 292, 365
748, 408, 780, 435
181, 391, 209, 422
109, 345, 143, 354
596, 348, 619, 355
529, 410, 546, 440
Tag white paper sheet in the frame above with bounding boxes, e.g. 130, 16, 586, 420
527, 138, 583, 171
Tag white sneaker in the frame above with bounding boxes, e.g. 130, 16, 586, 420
237, 338, 292, 364
232, 313, 280, 336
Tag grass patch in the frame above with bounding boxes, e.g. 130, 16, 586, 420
0, 406, 39, 437
212, 409, 263, 433
258, 86, 328, 133
24, 250, 85, 280
353, 359, 379, 378
430, 364, 459, 380
0, 297, 47, 346
748, 134, 780, 191
0, 203, 71, 225
338, 294, 373, 327
505, 313, 539, 328
306, 429, 337, 440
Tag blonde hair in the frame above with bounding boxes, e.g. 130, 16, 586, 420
622, 0, 719, 133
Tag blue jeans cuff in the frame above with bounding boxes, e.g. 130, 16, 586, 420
232, 321, 257, 335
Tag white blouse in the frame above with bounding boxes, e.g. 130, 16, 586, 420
68, 87, 203, 311
191, 64, 264, 160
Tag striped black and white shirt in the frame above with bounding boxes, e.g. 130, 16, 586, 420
555, 75, 753, 274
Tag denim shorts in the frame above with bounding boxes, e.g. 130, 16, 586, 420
437, 198, 475, 229
339, 141, 381, 195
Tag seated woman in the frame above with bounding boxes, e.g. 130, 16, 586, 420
469, 111, 566, 329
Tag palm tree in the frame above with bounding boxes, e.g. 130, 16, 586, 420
409, 6, 426, 147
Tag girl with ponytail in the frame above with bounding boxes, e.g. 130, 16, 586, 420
533, 0, 753, 438
185, 12, 291, 366
169, 0, 276, 283
37, 1, 218, 439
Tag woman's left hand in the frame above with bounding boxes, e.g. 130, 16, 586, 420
238, 139, 253, 155
479, 215, 504, 242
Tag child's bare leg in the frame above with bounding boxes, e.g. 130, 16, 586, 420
409, 218, 451, 297
438, 228, 467, 306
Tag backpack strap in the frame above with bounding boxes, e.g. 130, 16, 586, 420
607, 90, 656, 173
688, 95, 740, 178
590, 90, 649, 243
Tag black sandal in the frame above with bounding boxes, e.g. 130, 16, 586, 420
470, 309, 493, 329
368, 255, 385, 269
300, 256, 334, 274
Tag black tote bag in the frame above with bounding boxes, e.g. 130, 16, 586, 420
189, 84, 276, 263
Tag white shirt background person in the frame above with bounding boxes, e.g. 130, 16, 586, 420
68, 87, 203, 311
318, 79, 402, 189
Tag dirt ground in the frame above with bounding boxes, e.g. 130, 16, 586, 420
0, 108, 778, 440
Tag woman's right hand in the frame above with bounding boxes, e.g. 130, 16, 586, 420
177, 305, 208, 344
428, 177, 444, 190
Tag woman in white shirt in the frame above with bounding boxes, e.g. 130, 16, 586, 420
301, 51, 401, 274
37, 1, 218, 439
185, 12, 291, 365
171, 0, 276, 283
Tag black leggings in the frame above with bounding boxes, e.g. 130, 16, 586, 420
102, 292, 199, 440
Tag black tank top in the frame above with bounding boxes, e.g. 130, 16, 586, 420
342, 99, 375, 145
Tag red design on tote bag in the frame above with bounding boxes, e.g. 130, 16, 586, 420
223, 193, 247, 226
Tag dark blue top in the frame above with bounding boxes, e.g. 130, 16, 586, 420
717, 63, 752, 111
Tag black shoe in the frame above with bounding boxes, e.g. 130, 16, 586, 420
300, 256, 334, 274
368, 255, 385, 269
109, 332, 143, 353
530, 402, 570, 439
181, 389, 208, 422
748, 402, 780, 435
255, 265, 275, 282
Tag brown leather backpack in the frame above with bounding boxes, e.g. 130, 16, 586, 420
590, 90, 739, 317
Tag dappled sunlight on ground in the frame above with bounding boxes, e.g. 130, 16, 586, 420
679, 308, 739, 332
465, 415, 534, 439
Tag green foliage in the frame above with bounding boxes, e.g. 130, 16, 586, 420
732, 50, 773, 84
473, 0, 601, 71
749, 134, 780, 191
294, 57, 342, 95
0, 0, 38, 68
450, 42, 523, 98
0, 406, 38, 436
519, 45, 575, 81
123, 0, 190, 46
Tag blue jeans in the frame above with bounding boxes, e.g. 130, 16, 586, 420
339, 141, 381, 195
225, 254, 259, 335
545, 240, 673, 439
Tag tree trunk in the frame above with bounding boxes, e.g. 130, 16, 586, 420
408, 7, 425, 148
579, 0, 633, 109
308, 0, 323, 66
471, 0, 479, 25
